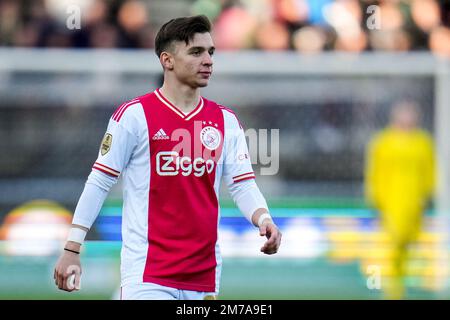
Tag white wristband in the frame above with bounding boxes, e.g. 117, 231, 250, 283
67, 227, 87, 245
257, 213, 273, 227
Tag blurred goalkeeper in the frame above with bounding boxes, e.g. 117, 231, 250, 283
53, 15, 281, 299
365, 101, 435, 300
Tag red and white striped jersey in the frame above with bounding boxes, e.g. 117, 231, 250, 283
92, 89, 255, 293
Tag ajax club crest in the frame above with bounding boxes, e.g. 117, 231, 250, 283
200, 126, 221, 150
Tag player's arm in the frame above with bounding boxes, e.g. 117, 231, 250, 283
54, 112, 138, 292
228, 180, 282, 254
53, 179, 110, 292
222, 109, 281, 255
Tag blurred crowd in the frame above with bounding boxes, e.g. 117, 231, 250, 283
0, 0, 449, 55
0, 0, 155, 48
208, 0, 450, 55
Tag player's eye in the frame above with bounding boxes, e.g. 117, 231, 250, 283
209, 50, 215, 56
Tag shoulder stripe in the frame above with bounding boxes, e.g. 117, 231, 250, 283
112, 99, 137, 120
219, 105, 236, 114
112, 99, 140, 122
115, 101, 140, 122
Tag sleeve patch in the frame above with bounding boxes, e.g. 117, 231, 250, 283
100, 133, 113, 156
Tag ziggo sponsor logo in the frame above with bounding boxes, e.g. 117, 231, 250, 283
156, 151, 215, 177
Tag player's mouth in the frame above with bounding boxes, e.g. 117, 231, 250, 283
199, 71, 212, 78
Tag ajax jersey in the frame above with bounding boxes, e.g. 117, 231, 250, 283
92, 89, 255, 293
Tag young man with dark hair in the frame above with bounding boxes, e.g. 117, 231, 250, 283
54, 15, 282, 300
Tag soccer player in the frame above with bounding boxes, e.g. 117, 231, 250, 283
53, 15, 282, 300
364, 101, 435, 299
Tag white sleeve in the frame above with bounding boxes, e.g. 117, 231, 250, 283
71, 110, 139, 229
91, 118, 138, 179
228, 179, 269, 224
222, 109, 268, 223
222, 110, 255, 185
71, 180, 108, 228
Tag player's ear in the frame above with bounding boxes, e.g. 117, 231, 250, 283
160, 52, 174, 71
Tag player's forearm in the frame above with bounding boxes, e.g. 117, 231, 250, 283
71, 182, 108, 228
67, 172, 113, 248
228, 179, 269, 224
72, 168, 116, 225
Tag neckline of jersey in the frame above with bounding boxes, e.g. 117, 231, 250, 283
154, 88, 204, 121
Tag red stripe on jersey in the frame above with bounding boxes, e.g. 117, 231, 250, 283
233, 172, 256, 182
94, 162, 120, 174
233, 176, 255, 183
112, 99, 139, 122
92, 165, 120, 177
116, 101, 140, 122
233, 172, 254, 179
113, 99, 138, 120
111, 105, 122, 120
112, 100, 129, 120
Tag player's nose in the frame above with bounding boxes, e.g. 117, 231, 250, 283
202, 53, 213, 66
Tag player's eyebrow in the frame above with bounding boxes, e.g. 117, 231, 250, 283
188, 46, 216, 53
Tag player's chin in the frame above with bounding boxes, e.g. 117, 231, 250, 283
196, 79, 210, 88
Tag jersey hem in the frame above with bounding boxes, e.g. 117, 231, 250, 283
143, 275, 215, 292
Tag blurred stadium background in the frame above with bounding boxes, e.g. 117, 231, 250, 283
1, 0, 450, 299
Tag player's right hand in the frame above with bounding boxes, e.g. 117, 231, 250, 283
259, 221, 282, 255
54, 248, 82, 292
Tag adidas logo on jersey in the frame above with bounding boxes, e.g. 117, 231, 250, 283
152, 128, 170, 140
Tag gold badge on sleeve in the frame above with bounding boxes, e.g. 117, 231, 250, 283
101, 133, 112, 156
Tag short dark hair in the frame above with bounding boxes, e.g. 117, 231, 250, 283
155, 15, 212, 57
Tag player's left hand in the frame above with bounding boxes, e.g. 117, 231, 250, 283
259, 222, 282, 255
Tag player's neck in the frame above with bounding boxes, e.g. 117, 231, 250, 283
159, 83, 201, 114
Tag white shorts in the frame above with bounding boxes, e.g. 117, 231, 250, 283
120, 282, 217, 300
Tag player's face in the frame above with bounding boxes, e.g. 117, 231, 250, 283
172, 32, 215, 88
391, 104, 419, 130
